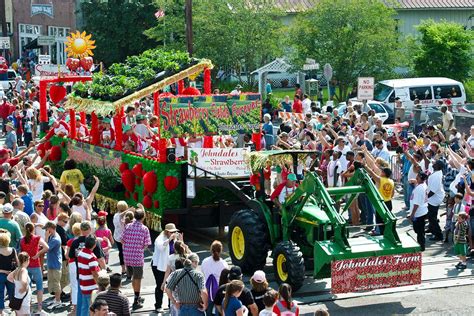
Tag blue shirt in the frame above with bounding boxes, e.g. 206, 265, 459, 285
263, 122, 273, 136
224, 296, 243, 316
21, 192, 34, 216
281, 101, 292, 112
47, 233, 62, 270
265, 83, 272, 94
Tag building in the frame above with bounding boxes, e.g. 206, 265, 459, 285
276, 0, 474, 36
12, 0, 77, 64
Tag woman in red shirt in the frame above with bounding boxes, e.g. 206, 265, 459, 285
20, 222, 49, 313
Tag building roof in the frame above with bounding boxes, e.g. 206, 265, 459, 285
274, 0, 474, 12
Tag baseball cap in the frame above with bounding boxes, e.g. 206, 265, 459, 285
103, 117, 111, 124
229, 266, 242, 280
287, 173, 297, 181
251, 270, 266, 283
97, 211, 108, 218
0, 148, 8, 156
2, 203, 13, 213
122, 125, 132, 133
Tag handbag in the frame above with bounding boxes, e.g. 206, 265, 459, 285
9, 289, 28, 311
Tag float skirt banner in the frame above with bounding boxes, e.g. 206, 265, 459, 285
159, 96, 261, 137
331, 253, 422, 294
188, 148, 250, 178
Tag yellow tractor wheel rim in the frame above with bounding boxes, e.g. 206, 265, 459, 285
231, 226, 245, 260
277, 254, 288, 281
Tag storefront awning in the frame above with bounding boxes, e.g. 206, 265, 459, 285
23, 38, 42, 50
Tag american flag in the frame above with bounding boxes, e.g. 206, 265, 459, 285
154, 9, 165, 19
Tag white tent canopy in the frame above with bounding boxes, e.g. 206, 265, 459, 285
251, 58, 294, 95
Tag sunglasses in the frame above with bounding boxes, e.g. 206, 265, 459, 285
37, 204, 44, 207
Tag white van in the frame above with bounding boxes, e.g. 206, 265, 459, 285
373, 77, 466, 111
0, 69, 18, 90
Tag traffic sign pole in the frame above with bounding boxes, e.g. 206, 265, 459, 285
323, 63, 333, 102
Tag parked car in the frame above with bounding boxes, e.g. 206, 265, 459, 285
336, 100, 390, 123
0, 69, 17, 90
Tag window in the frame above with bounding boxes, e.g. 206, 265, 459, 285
18, 24, 42, 56
388, 91, 395, 103
409, 86, 432, 101
48, 26, 70, 65
374, 83, 393, 102
370, 102, 386, 114
433, 85, 462, 99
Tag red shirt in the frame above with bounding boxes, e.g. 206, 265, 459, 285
66, 238, 76, 263
273, 300, 299, 316
77, 248, 100, 294
20, 235, 41, 268
0, 102, 10, 119
293, 100, 302, 113
263, 167, 271, 180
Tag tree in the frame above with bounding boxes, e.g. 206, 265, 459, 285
81, 0, 158, 66
289, 0, 399, 102
146, 0, 284, 88
412, 20, 473, 82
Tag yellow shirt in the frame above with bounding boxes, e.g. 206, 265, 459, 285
59, 169, 84, 193
379, 177, 394, 202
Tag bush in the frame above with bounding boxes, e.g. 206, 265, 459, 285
464, 80, 474, 102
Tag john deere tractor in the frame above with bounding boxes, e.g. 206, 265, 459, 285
228, 151, 419, 290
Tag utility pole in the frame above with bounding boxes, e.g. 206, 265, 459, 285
185, 0, 193, 56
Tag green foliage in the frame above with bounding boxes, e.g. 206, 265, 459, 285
289, 0, 399, 102
465, 80, 474, 102
81, 0, 158, 66
146, 0, 285, 89
412, 20, 473, 82
74, 48, 191, 100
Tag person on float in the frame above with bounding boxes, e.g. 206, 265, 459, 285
170, 130, 187, 159
74, 115, 89, 140
124, 106, 136, 126
270, 173, 298, 210
100, 118, 115, 148
122, 125, 142, 152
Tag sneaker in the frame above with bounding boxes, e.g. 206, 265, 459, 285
455, 262, 463, 268
49, 301, 63, 310
459, 263, 467, 270
132, 302, 143, 310
60, 292, 71, 301
138, 296, 145, 303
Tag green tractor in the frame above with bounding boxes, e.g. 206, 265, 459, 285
228, 151, 419, 290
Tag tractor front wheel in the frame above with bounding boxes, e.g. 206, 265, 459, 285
273, 241, 305, 291
228, 209, 270, 272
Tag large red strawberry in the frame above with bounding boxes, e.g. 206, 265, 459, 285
132, 163, 143, 177
49, 84, 67, 104
66, 58, 80, 72
119, 163, 129, 173
163, 170, 179, 191
80, 57, 94, 71
142, 195, 152, 209
49, 146, 62, 161
143, 171, 157, 194
121, 169, 135, 192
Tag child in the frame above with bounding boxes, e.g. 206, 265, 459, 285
263, 160, 272, 196
223, 280, 247, 316
259, 290, 278, 316
445, 193, 464, 243
454, 212, 469, 270
95, 211, 114, 270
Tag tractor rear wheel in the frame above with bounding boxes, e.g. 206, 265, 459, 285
228, 209, 270, 272
273, 241, 305, 291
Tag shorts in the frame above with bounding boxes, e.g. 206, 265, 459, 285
454, 243, 468, 256
48, 269, 62, 294
127, 266, 144, 279
28, 267, 43, 291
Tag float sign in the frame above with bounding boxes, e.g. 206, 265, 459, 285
188, 148, 250, 178
331, 252, 422, 294
357, 77, 374, 100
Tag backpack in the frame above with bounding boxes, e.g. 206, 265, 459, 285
276, 300, 297, 316
205, 274, 219, 302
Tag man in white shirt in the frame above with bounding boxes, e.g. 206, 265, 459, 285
371, 140, 390, 163
467, 125, 474, 149
302, 94, 312, 115
426, 160, 445, 241
441, 105, 454, 133
409, 172, 429, 251
230, 85, 242, 96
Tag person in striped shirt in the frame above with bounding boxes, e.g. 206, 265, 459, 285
77, 235, 100, 316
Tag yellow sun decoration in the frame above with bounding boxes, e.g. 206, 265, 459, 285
65, 31, 96, 58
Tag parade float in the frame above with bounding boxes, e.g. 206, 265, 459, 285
40, 32, 262, 231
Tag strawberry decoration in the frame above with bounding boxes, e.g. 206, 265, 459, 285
121, 169, 135, 192
143, 171, 157, 194
44, 141, 53, 151
80, 57, 94, 71
66, 58, 80, 72
49, 146, 62, 161
132, 163, 143, 177
124, 191, 130, 199
163, 170, 179, 191
119, 163, 129, 173
49, 83, 67, 104
135, 177, 141, 186
154, 200, 160, 208
133, 192, 138, 201
143, 195, 152, 209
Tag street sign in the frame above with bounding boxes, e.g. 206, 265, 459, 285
37, 36, 56, 46
323, 63, 333, 81
357, 77, 375, 100
0, 37, 10, 49
303, 63, 319, 71
38, 55, 51, 65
